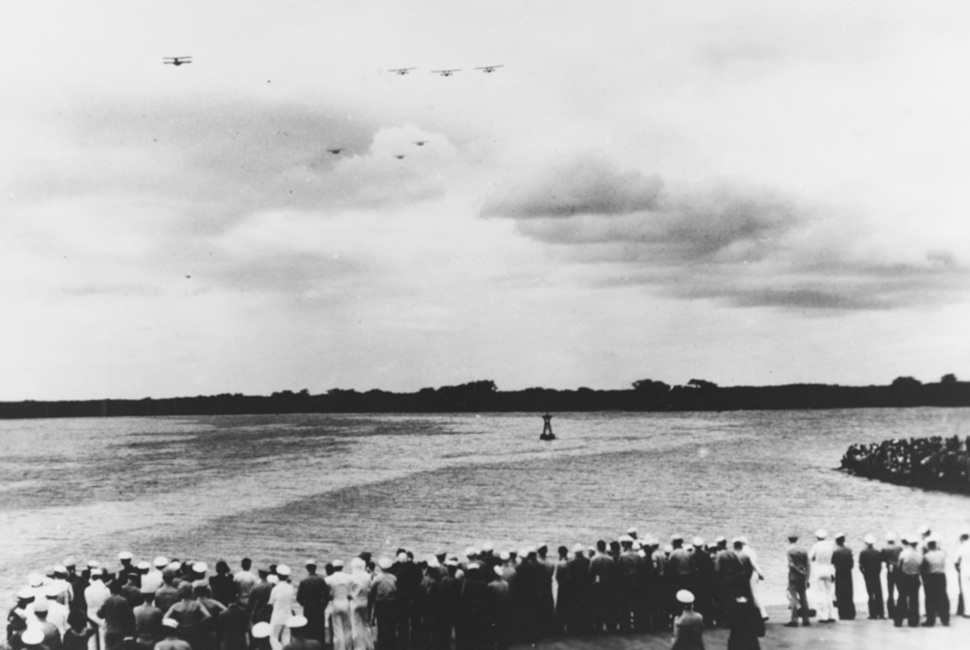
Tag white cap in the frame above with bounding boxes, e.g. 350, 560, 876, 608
692, 536, 705, 547
87, 560, 100, 568
331, 560, 344, 570
676, 589, 695, 604
815, 529, 828, 539
137, 561, 151, 571
864, 534, 876, 545
252, 622, 272, 638
21, 629, 45, 646
267, 574, 279, 584
885, 532, 897, 542
378, 557, 393, 570
276, 564, 291, 576
153, 557, 169, 568
481, 542, 494, 552
162, 618, 179, 630
619, 535, 633, 544
28, 573, 44, 588
192, 562, 208, 574
118, 551, 133, 561
285, 615, 308, 629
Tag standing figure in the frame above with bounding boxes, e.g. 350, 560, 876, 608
326, 561, 353, 650
920, 538, 949, 627
670, 590, 704, 650
348, 558, 374, 650
298, 561, 330, 648
858, 535, 884, 619
784, 534, 810, 627
268, 566, 296, 650
726, 596, 764, 650
808, 530, 836, 624
956, 532, 970, 618
832, 534, 856, 620
881, 534, 902, 619
894, 537, 922, 628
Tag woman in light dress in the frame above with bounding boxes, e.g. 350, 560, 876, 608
738, 538, 768, 620
348, 557, 374, 650
326, 560, 354, 650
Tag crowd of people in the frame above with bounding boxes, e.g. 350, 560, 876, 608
841, 435, 970, 494
5, 524, 967, 650
786, 526, 970, 631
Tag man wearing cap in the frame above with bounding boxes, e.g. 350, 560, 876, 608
41, 585, 71, 637
325, 561, 353, 650
84, 569, 111, 647
784, 534, 810, 628
349, 558, 374, 650
859, 535, 884, 619
297, 561, 329, 648
881, 533, 902, 619
894, 537, 922, 628
920, 537, 949, 627
113, 553, 140, 594
832, 534, 855, 620
156, 618, 191, 650
369, 557, 399, 650
26, 599, 62, 650
64, 559, 88, 615
670, 590, 704, 650
49, 567, 74, 609
808, 530, 836, 624
588, 541, 614, 635
268, 566, 296, 650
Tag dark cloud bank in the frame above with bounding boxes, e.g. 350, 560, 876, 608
482, 155, 966, 311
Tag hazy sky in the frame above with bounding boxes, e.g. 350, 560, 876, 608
2, 1, 969, 400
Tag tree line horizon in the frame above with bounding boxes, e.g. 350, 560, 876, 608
1, 374, 967, 419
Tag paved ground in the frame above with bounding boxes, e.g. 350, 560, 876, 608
510, 605, 970, 650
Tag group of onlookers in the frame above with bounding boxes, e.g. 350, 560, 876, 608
785, 525, 970, 630
6, 524, 967, 650
841, 435, 970, 494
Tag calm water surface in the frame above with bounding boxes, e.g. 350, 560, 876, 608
1, 408, 969, 610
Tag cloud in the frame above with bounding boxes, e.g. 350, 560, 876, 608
482, 155, 968, 311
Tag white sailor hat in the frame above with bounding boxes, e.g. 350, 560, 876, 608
17, 587, 35, 600
64, 557, 77, 568
572, 543, 584, 554
815, 529, 828, 539
664, 544, 673, 554
464, 546, 477, 558
676, 590, 695, 604
499, 551, 511, 561
153, 557, 169, 569
885, 532, 897, 542
162, 618, 179, 630
351, 557, 367, 570
834, 532, 846, 540
619, 535, 633, 544
267, 574, 279, 584
137, 561, 151, 571
285, 615, 308, 629
671, 533, 684, 543
467, 562, 480, 570
277, 564, 291, 576
864, 534, 876, 545
90, 568, 104, 577
305, 559, 318, 567
330, 560, 343, 570
715, 535, 726, 544
27, 573, 44, 588
918, 525, 931, 535
396, 552, 408, 562
118, 551, 133, 561
481, 542, 494, 552
251, 622, 271, 639
21, 629, 45, 646
45, 583, 65, 598
53, 565, 67, 575
378, 557, 394, 570
626, 527, 638, 536
692, 537, 705, 547
192, 562, 208, 574
87, 560, 100, 568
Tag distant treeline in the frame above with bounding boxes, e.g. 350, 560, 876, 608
1, 375, 968, 419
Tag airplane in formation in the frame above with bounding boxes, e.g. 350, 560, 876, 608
413, 141, 428, 147
327, 148, 343, 155
475, 65, 504, 73
394, 154, 406, 159
431, 69, 460, 77
163, 56, 192, 66
389, 67, 416, 75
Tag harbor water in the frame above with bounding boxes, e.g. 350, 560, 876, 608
2, 408, 969, 612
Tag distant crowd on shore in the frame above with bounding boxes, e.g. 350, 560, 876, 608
5, 524, 969, 650
841, 435, 970, 494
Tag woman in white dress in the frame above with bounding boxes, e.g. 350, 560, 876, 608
348, 557, 374, 650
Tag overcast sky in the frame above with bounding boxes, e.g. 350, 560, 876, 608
2, 1, 969, 400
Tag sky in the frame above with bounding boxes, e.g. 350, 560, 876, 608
2, 1, 969, 400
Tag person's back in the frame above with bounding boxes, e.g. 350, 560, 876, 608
671, 609, 705, 650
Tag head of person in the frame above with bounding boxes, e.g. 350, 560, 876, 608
676, 589, 695, 611
864, 534, 875, 547
557, 545, 568, 560
596, 540, 607, 553
216, 560, 231, 576
177, 582, 194, 600
32, 599, 49, 620
277, 565, 291, 581
241, 558, 252, 571
788, 534, 799, 544
671, 535, 684, 549
305, 560, 318, 575
67, 609, 88, 632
